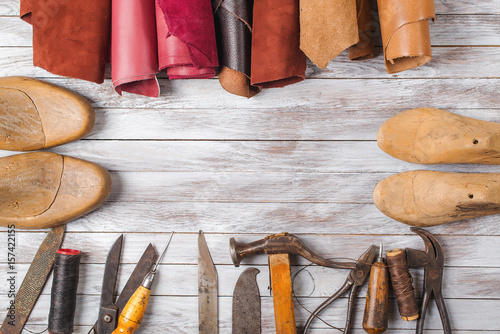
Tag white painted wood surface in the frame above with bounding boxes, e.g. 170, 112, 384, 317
0, 0, 499, 332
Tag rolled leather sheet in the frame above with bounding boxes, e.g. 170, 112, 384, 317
251, 0, 306, 88
156, 0, 218, 79
378, 0, 435, 74
213, 0, 261, 98
111, 0, 159, 97
349, 0, 375, 61
300, 0, 358, 69
20, 0, 110, 83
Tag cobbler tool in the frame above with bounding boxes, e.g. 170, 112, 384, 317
303, 245, 377, 334
89, 235, 158, 334
112, 233, 173, 334
199, 231, 218, 334
232, 268, 261, 334
362, 242, 389, 334
230, 233, 361, 334
407, 228, 451, 334
1, 225, 65, 334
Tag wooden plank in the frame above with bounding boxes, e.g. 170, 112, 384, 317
2, 15, 499, 47
5, 294, 500, 331
1, 263, 497, 300
56, 201, 500, 236
1, 233, 499, 268
2, 47, 500, 79
20, 140, 500, 174
35, 77, 499, 110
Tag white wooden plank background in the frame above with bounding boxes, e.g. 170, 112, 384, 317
0, 0, 499, 333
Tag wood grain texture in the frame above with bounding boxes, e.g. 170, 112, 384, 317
0, 3, 499, 333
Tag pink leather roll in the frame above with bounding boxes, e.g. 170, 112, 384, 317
156, 0, 218, 79
111, 0, 159, 97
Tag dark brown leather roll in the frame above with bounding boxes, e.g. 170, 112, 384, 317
213, 0, 261, 97
251, 0, 306, 88
349, 0, 375, 61
378, 0, 435, 73
20, 0, 111, 84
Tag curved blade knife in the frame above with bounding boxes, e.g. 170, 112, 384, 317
232, 268, 261, 334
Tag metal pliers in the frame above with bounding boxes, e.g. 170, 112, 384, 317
303, 245, 377, 334
407, 227, 452, 334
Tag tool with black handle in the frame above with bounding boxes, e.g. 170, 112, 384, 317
362, 242, 389, 334
112, 232, 173, 334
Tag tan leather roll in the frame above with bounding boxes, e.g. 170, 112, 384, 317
377, 0, 435, 74
300, 0, 358, 69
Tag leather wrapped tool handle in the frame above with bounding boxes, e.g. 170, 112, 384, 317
363, 257, 389, 333
387, 248, 419, 321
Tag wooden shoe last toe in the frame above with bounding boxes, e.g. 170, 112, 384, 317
378, 108, 500, 164
0, 76, 94, 151
0, 152, 111, 229
373, 170, 500, 226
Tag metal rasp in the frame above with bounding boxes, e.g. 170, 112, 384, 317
198, 230, 218, 334
1, 225, 65, 334
232, 268, 261, 334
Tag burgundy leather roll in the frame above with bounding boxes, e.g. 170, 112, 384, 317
156, 0, 218, 79
111, 0, 159, 97
213, 0, 260, 98
20, 0, 111, 83
251, 0, 306, 88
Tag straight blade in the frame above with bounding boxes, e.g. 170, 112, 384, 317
232, 268, 261, 334
198, 231, 218, 334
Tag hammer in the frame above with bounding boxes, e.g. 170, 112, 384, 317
229, 233, 356, 334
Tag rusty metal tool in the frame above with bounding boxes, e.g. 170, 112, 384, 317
362, 242, 389, 334
112, 233, 173, 334
199, 230, 218, 334
89, 235, 158, 334
232, 268, 261, 334
407, 227, 451, 334
230, 233, 359, 334
303, 245, 377, 334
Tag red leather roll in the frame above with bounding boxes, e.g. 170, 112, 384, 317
156, 0, 218, 79
251, 0, 306, 88
20, 0, 111, 84
111, 0, 159, 97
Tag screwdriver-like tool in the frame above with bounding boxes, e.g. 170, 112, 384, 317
112, 233, 174, 334
362, 242, 389, 334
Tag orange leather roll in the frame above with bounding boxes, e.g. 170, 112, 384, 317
251, 0, 306, 88
349, 0, 375, 61
377, 0, 435, 74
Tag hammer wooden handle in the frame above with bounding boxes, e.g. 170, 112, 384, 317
269, 253, 297, 334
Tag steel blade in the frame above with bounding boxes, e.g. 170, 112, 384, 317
198, 231, 218, 334
99, 235, 123, 310
232, 268, 261, 334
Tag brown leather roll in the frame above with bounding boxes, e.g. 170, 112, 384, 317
213, 0, 261, 97
349, 0, 375, 61
251, 0, 306, 88
300, 0, 358, 69
20, 0, 111, 84
378, 0, 435, 74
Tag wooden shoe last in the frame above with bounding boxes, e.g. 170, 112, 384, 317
373, 170, 500, 226
0, 76, 94, 151
378, 108, 500, 164
0, 152, 111, 229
